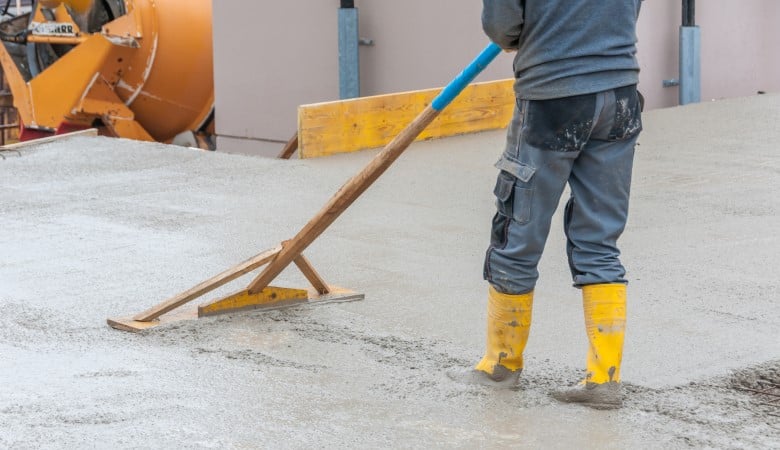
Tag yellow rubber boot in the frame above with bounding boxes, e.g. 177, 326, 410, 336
583, 283, 626, 384
465, 286, 533, 387
552, 283, 626, 409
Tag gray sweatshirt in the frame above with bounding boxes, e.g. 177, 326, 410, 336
482, 0, 642, 100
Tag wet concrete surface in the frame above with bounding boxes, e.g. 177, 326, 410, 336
1, 94, 779, 448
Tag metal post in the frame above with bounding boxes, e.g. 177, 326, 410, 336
338, 1, 360, 99
682, 0, 695, 27
679, 0, 700, 104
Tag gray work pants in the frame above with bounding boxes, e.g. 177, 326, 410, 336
484, 85, 643, 295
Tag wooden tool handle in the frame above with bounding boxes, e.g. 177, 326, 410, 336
246, 43, 503, 294
247, 106, 440, 293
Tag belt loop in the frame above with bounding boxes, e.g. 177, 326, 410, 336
591, 91, 607, 133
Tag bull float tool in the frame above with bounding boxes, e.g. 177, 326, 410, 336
108, 43, 503, 332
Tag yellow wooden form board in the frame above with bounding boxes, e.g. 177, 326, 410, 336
298, 79, 515, 159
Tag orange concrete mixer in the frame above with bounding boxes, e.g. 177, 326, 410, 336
0, 0, 214, 147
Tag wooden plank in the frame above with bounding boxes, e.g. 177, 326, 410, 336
108, 308, 198, 333
247, 106, 441, 294
132, 246, 282, 322
278, 132, 299, 159
0, 128, 98, 150
294, 254, 331, 295
298, 78, 514, 158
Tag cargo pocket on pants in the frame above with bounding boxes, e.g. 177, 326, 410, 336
493, 169, 533, 225
493, 171, 515, 218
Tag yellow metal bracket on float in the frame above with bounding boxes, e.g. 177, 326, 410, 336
198, 286, 310, 317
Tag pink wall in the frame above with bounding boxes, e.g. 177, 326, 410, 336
214, 0, 780, 155
635, 1, 680, 109
638, 0, 780, 109
212, 1, 339, 153
699, 1, 780, 100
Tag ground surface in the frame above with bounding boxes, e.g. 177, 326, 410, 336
1, 95, 779, 448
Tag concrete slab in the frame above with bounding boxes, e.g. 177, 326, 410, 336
1, 94, 778, 448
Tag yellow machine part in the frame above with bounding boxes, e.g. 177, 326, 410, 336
0, 0, 214, 145
39, 0, 94, 13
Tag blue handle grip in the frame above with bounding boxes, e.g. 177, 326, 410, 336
431, 42, 502, 111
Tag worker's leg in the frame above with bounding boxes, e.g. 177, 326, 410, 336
563, 135, 637, 287
459, 95, 596, 387
563, 84, 641, 286
553, 85, 641, 408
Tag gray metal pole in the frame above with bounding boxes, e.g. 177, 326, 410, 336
338, 3, 360, 99
679, 0, 700, 105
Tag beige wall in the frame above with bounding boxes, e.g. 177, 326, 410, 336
637, 0, 780, 109
214, 0, 780, 155
212, 1, 339, 155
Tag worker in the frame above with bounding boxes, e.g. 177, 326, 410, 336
457, 0, 644, 410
